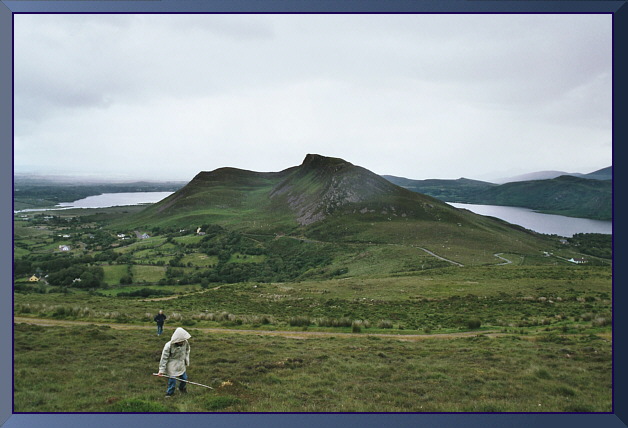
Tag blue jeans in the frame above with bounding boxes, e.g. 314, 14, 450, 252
157, 324, 164, 336
166, 372, 187, 395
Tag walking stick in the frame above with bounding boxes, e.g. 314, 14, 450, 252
152, 373, 214, 389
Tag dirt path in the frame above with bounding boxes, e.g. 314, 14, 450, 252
14, 316, 504, 341
141, 286, 220, 302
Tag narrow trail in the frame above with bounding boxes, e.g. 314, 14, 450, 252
14, 316, 504, 341
141, 286, 222, 302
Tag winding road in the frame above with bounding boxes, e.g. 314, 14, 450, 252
416, 247, 464, 267
493, 253, 513, 265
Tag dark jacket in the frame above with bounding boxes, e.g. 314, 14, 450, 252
154, 313, 167, 325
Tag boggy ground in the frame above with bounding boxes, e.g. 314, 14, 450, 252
14, 319, 611, 413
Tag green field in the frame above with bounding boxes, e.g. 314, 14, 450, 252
181, 253, 219, 267
132, 265, 168, 283
103, 265, 129, 285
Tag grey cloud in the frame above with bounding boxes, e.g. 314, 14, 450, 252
13, 14, 612, 181
154, 14, 276, 40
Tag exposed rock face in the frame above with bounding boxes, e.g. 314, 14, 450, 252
270, 154, 405, 225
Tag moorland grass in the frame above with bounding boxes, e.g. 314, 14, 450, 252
14, 263, 611, 334
13, 204, 612, 413
13, 323, 611, 413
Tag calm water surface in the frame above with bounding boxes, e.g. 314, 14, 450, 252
56, 192, 174, 209
15, 192, 174, 213
448, 202, 612, 237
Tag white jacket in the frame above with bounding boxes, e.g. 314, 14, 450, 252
159, 327, 191, 377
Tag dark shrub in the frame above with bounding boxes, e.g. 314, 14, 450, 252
467, 318, 482, 329
289, 316, 311, 327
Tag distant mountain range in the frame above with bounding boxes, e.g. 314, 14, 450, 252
381, 177, 499, 203
384, 166, 612, 221
494, 166, 612, 184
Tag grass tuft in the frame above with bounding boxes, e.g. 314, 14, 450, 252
110, 398, 170, 412
203, 395, 241, 411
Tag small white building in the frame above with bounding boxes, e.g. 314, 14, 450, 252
568, 258, 587, 264
59, 245, 71, 251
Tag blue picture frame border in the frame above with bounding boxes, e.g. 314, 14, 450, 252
1, 1, 625, 427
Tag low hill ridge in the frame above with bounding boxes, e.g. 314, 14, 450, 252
384, 171, 611, 221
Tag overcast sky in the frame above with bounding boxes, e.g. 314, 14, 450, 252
14, 13, 612, 182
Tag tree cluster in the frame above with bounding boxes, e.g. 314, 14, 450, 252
567, 233, 612, 259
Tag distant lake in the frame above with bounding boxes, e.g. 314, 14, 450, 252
15, 192, 174, 213
448, 202, 612, 237
56, 192, 174, 209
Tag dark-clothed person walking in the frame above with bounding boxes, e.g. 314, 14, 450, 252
154, 310, 167, 336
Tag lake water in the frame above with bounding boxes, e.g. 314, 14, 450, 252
15, 192, 174, 213
448, 202, 612, 237
56, 192, 174, 209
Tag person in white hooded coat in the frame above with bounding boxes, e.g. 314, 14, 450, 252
158, 327, 191, 397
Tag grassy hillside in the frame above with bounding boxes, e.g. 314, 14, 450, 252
382, 176, 496, 201
114, 155, 562, 267
126, 167, 297, 233
386, 174, 611, 221
468, 175, 611, 220
583, 166, 612, 181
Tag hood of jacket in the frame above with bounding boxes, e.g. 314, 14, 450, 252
170, 327, 191, 343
